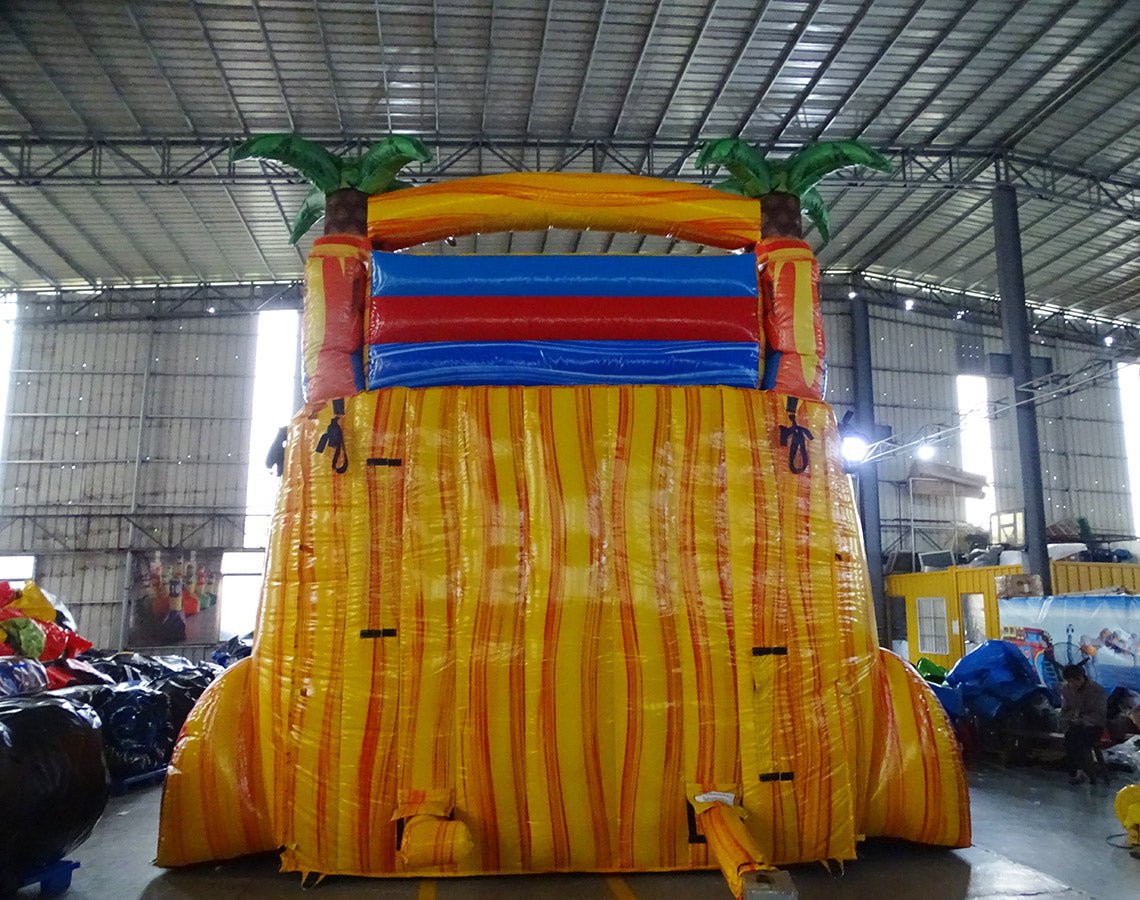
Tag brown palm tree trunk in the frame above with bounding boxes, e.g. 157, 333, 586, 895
761, 191, 802, 239
324, 187, 368, 236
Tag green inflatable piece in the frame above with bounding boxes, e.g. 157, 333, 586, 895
916, 657, 948, 684
1, 616, 46, 660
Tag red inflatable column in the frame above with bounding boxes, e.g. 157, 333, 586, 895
303, 234, 371, 402
756, 238, 825, 400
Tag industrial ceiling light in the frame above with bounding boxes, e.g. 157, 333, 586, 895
1105, 335, 1115, 347
848, 290, 857, 299
904, 298, 915, 311
838, 411, 870, 466
916, 443, 936, 461
841, 434, 870, 464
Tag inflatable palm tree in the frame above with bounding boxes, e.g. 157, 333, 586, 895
231, 134, 432, 400
695, 138, 890, 242
232, 134, 432, 242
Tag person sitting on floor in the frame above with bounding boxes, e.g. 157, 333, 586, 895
1060, 663, 1107, 785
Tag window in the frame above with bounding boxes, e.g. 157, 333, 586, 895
0, 293, 16, 469
1117, 364, 1140, 542
961, 592, 987, 654
218, 551, 265, 640
243, 310, 300, 548
955, 374, 996, 528
916, 595, 950, 656
0, 554, 35, 584
226, 311, 299, 638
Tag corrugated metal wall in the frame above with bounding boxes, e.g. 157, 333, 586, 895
822, 302, 1134, 560
0, 317, 259, 647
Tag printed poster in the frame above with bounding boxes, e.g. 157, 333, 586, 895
1000, 594, 1140, 694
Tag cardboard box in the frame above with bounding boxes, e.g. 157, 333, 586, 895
995, 573, 1044, 599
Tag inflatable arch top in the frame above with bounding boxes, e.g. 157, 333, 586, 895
157, 168, 969, 899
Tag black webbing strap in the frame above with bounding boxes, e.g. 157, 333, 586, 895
316, 398, 348, 474
684, 801, 708, 844
778, 396, 813, 474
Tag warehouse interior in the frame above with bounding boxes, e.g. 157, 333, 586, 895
1, 1, 1140, 898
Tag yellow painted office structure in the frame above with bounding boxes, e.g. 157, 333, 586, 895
888, 561, 1140, 670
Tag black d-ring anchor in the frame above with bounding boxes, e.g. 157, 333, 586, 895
779, 396, 813, 474
316, 398, 349, 474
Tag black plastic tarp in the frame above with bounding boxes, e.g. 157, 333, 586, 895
49, 684, 172, 778
0, 696, 109, 891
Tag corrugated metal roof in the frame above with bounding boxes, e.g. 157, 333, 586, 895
0, 0, 1137, 317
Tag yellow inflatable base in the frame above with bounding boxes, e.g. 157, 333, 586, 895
158, 385, 969, 894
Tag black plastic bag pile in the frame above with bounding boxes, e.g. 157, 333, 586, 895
211, 632, 253, 668
0, 696, 109, 892
151, 666, 221, 741
47, 653, 222, 779
50, 684, 173, 779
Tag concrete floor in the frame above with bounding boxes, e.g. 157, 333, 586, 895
31, 766, 1138, 900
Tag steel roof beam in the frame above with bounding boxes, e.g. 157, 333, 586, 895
721, 1, 825, 141
855, 1, 1129, 271
921, 0, 1086, 146
918, 76, 1140, 289
998, 18, 1140, 148
641, 0, 720, 141
0, 231, 61, 288
566, 0, 610, 136
607, 0, 665, 137
1, 137, 1135, 216
803, 0, 925, 142
0, 192, 97, 286
311, 0, 346, 136
481, 0, 504, 135
679, 0, 779, 140
760, 0, 877, 143
123, 1, 273, 276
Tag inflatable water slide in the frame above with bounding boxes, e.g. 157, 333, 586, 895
156, 168, 969, 897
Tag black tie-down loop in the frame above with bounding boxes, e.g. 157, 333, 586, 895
779, 396, 813, 475
316, 398, 349, 474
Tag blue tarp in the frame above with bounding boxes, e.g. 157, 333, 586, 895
366, 340, 760, 389
928, 682, 965, 721
946, 639, 1054, 721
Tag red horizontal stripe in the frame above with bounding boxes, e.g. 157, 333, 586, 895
367, 295, 760, 344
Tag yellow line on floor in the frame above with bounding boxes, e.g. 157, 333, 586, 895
417, 879, 437, 900
605, 876, 638, 900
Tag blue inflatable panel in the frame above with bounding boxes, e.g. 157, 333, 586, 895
371, 252, 758, 298
366, 340, 759, 389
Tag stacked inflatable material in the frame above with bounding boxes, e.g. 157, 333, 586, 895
158, 173, 968, 897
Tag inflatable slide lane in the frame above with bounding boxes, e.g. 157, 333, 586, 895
158, 171, 968, 898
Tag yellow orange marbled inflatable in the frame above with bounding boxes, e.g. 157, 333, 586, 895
366, 173, 761, 251
158, 385, 969, 894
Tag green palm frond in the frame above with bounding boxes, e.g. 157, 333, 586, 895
799, 186, 831, 244
713, 176, 748, 196
231, 134, 341, 193
695, 138, 774, 197
289, 186, 327, 244
786, 140, 891, 195
354, 136, 432, 194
